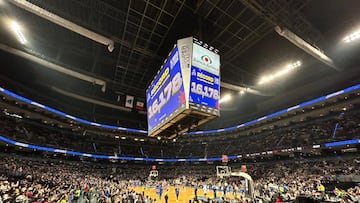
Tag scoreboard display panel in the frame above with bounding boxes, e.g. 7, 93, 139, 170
192, 43, 220, 75
146, 47, 186, 135
189, 42, 220, 116
189, 66, 220, 115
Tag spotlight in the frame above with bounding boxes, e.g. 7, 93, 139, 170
344, 30, 360, 43
10, 21, 27, 44
8, 0, 114, 51
258, 61, 301, 85
219, 94, 231, 104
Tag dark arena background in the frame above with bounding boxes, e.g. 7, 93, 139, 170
0, 0, 360, 202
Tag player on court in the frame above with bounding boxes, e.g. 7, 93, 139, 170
203, 184, 208, 198
175, 186, 180, 201
157, 185, 163, 200
164, 189, 169, 203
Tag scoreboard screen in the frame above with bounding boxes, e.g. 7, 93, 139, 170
146, 47, 186, 135
189, 66, 220, 114
189, 42, 220, 116
192, 43, 220, 75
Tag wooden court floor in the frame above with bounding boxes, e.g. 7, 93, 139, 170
133, 186, 239, 203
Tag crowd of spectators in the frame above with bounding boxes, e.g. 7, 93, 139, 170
0, 102, 360, 202
250, 158, 360, 202
0, 109, 359, 159
201, 111, 360, 157
0, 154, 360, 203
0, 155, 155, 203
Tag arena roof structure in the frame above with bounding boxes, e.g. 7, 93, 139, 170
0, 0, 360, 133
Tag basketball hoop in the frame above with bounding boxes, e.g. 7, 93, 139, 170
216, 165, 231, 178
149, 170, 158, 177
215, 166, 255, 201
148, 169, 158, 182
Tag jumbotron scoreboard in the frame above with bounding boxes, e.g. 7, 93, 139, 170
146, 37, 220, 138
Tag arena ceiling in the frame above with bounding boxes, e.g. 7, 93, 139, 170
0, 0, 359, 131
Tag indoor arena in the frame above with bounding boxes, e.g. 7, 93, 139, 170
0, 0, 360, 202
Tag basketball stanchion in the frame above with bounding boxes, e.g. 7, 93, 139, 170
215, 165, 255, 202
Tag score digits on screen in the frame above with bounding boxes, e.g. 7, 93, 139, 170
190, 82, 219, 100
148, 72, 183, 119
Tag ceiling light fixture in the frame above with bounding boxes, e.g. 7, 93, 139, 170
9, 0, 114, 51
220, 81, 270, 96
0, 43, 106, 92
10, 21, 27, 44
258, 61, 301, 85
219, 94, 232, 104
344, 30, 360, 43
275, 26, 339, 71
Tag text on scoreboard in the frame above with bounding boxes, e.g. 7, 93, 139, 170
189, 66, 220, 109
146, 47, 186, 134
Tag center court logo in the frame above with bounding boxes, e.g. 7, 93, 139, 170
201, 55, 212, 65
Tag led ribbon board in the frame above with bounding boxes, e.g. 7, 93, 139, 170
189, 42, 220, 116
146, 47, 186, 135
0, 135, 238, 162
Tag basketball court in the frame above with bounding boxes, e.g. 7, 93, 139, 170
132, 165, 254, 202
133, 186, 239, 203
